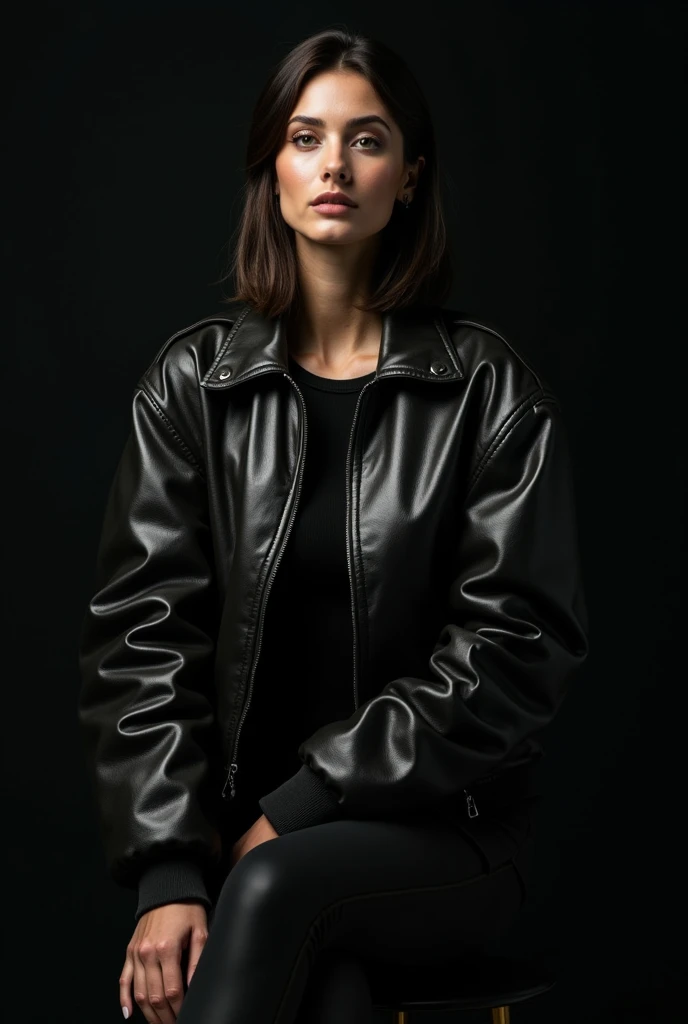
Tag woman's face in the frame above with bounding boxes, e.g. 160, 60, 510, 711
274, 70, 422, 248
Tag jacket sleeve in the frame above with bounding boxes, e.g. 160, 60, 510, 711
259, 393, 590, 832
77, 380, 224, 900
134, 859, 212, 923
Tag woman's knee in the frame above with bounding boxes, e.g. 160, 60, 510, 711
214, 836, 308, 923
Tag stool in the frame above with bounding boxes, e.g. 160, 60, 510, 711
368, 951, 556, 1022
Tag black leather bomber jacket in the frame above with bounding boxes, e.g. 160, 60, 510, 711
77, 300, 589, 904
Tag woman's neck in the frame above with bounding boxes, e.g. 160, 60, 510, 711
285, 304, 382, 380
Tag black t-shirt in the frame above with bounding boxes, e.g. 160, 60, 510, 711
231, 352, 377, 811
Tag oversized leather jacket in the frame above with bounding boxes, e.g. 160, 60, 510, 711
77, 300, 589, 890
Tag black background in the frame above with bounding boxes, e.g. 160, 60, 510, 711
8, 2, 684, 1021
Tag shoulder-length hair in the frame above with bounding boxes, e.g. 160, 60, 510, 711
218, 26, 453, 318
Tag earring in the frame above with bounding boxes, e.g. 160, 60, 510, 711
403, 193, 410, 208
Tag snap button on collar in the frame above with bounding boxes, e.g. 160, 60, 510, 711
218, 366, 232, 380
430, 360, 448, 375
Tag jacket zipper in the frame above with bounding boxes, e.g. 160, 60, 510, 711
221, 372, 376, 801
462, 770, 505, 817
345, 379, 377, 712
221, 374, 308, 801
464, 789, 479, 818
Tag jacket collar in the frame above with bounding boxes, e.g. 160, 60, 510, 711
200, 302, 463, 390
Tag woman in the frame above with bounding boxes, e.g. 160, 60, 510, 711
77, 26, 589, 1024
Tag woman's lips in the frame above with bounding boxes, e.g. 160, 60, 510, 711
312, 203, 357, 215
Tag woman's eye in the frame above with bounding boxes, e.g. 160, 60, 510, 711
292, 133, 317, 147
290, 133, 381, 150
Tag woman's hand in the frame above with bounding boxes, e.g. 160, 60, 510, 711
118, 817, 278, 1020
230, 813, 279, 867
119, 902, 208, 1022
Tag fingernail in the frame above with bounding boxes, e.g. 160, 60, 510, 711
122, 1008, 129, 1020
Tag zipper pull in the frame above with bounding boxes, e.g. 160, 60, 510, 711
464, 789, 479, 818
222, 763, 238, 801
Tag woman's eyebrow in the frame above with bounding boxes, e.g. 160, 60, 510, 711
287, 114, 391, 132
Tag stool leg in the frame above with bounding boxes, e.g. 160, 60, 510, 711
394, 1011, 408, 1023
491, 1007, 510, 1024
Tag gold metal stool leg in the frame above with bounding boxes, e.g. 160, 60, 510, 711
394, 1011, 408, 1023
491, 1007, 510, 1024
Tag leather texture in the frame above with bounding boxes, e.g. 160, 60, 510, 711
77, 300, 589, 889
172, 806, 537, 1024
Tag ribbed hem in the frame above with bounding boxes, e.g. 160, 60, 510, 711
258, 764, 341, 834
135, 858, 211, 923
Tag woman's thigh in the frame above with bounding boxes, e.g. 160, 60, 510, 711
177, 804, 535, 1024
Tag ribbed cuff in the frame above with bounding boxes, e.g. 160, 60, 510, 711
258, 764, 341, 834
135, 858, 211, 923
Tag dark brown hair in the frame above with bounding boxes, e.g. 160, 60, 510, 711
218, 26, 453, 317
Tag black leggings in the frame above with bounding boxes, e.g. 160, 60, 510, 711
175, 795, 538, 1024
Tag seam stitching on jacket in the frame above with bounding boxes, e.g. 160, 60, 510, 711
379, 366, 459, 378
147, 314, 238, 371
433, 312, 463, 373
203, 304, 252, 382
205, 363, 284, 385
137, 384, 206, 478
452, 318, 546, 391
466, 390, 550, 497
